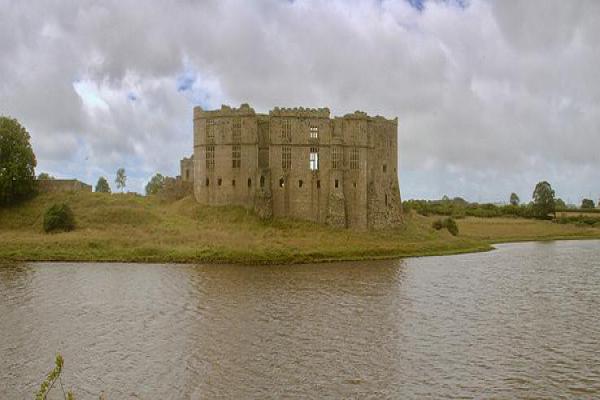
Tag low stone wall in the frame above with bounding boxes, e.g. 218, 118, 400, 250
37, 179, 92, 193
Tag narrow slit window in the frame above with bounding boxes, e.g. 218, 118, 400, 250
232, 179, 236, 187
316, 180, 321, 189
309, 125, 318, 139
217, 178, 222, 186
309, 147, 319, 171
248, 178, 252, 187
260, 176, 265, 188
298, 180, 303, 188
279, 177, 285, 188
205, 178, 210, 187
335, 179, 339, 188
383, 164, 387, 173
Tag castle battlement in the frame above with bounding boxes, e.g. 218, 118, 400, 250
184, 103, 403, 229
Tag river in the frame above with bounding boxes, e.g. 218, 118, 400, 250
1, 240, 599, 399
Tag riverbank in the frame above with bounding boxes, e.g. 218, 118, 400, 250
1, 192, 599, 264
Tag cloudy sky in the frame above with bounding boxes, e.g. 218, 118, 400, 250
1, 0, 598, 203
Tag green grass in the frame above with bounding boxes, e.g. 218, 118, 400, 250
1, 191, 599, 264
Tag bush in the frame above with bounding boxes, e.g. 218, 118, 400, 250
445, 217, 459, 236
43, 203, 75, 233
431, 217, 459, 236
432, 219, 444, 230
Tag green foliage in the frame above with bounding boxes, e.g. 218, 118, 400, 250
555, 198, 567, 210
95, 176, 111, 193
445, 217, 459, 236
43, 203, 75, 233
35, 354, 75, 400
532, 181, 556, 219
145, 173, 165, 195
38, 172, 54, 180
510, 192, 520, 206
555, 215, 600, 227
0, 116, 37, 205
432, 219, 444, 230
115, 168, 126, 192
431, 217, 459, 235
581, 198, 595, 209
404, 199, 534, 219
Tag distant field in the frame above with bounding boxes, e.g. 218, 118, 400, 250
0, 192, 599, 264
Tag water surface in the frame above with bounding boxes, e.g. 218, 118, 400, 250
1, 240, 599, 398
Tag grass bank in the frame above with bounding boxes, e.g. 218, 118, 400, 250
1, 192, 599, 264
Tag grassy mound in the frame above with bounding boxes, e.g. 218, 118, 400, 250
0, 191, 599, 264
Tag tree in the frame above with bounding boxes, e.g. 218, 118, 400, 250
510, 192, 520, 206
145, 173, 165, 195
532, 181, 556, 219
95, 176, 111, 193
37, 172, 54, 180
555, 198, 567, 210
115, 168, 126, 192
581, 198, 595, 209
0, 116, 37, 205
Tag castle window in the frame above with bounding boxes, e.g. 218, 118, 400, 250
281, 119, 292, 142
232, 179, 236, 187
232, 118, 241, 143
299, 180, 303, 188
206, 145, 215, 170
383, 164, 387, 173
232, 145, 241, 169
309, 147, 319, 171
248, 178, 252, 187
282, 146, 291, 170
350, 148, 359, 170
353, 182, 356, 188
385, 194, 388, 206
206, 119, 216, 142
309, 125, 318, 140
186, 169, 190, 180
279, 177, 285, 188
332, 147, 342, 169
218, 178, 222, 186
260, 175, 265, 188
316, 180, 321, 189
205, 178, 209, 186
335, 179, 339, 188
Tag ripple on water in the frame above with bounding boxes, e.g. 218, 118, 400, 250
1, 240, 599, 398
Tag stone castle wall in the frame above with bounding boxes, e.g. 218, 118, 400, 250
37, 179, 92, 193
188, 104, 402, 230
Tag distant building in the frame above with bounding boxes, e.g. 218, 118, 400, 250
37, 179, 92, 193
182, 103, 403, 230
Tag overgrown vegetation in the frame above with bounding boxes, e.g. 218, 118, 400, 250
43, 203, 75, 233
0, 191, 598, 264
35, 354, 74, 400
432, 217, 459, 236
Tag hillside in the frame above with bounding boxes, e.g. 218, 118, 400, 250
0, 191, 599, 264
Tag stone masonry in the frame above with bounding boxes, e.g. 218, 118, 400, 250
183, 104, 402, 230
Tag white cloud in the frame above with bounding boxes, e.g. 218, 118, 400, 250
0, 0, 598, 202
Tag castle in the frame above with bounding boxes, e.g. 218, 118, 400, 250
181, 104, 402, 230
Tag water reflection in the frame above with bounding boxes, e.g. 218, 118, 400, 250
1, 240, 599, 399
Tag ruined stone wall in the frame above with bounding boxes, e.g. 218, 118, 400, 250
189, 104, 402, 230
180, 156, 194, 182
193, 104, 260, 208
37, 179, 92, 193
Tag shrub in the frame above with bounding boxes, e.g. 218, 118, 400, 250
432, 219, 444, 230
43, 203, 75, 233
444, 217, 459, 236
